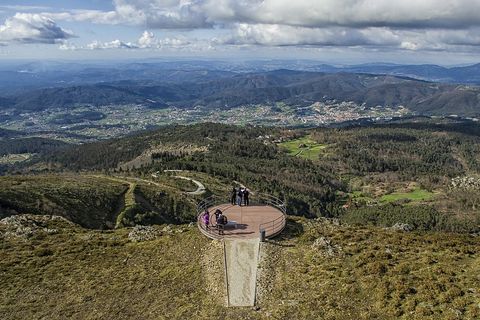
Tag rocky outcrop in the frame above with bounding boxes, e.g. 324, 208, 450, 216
311, 236, 344, 257
127, 225, 162, 242
451, 176, 480, 190
390, 223, 414, 232
0, 214, 73, 239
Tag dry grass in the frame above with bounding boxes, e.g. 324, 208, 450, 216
1, 216, 479, 320
258, 217, 480, 319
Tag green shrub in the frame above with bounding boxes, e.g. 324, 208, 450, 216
341, 204, 480, 233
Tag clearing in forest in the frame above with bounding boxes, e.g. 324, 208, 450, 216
380, 187, 436, 203
279, 135, 327, 160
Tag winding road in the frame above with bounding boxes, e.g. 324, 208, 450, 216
151, 170, 207, 195
172, 175, 206, 195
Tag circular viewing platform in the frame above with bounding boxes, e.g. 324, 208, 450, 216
197, 194, 287, 240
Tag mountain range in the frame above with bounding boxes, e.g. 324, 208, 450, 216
2, 69, 480, 116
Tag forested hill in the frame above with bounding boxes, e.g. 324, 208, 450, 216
10, 85, 163, 111
22, 124, 341, 218
3, 119, 474, 229
2, 70, 480, 116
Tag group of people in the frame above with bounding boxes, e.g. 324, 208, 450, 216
231, 187, 250, 206
201, 186, 250, 236
202, 208, 227, 234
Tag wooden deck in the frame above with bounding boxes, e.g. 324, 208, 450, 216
200, 204, 285, 240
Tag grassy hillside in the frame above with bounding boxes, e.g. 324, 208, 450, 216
0, 175, 127, 229
0, 174, 198, 229
258, 217, 480, 319
0, 220, 218, 320
0, 216, 478, 319
37, 124, 343, 218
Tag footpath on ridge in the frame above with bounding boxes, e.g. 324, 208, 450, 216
224, 239, 260, 307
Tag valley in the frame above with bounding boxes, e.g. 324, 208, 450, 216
0, 101, 413, 142
1, 67, 480, 143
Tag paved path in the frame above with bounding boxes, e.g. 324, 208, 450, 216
224, 239, 260, 307
172, 175, 206, 195
153, 170, 206, 195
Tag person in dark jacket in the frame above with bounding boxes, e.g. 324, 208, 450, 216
213, 209, 222, 224
237, 188, 244, 206
243, 189, 250, 206
231, 187, 237, 205
217, 211, 227, 235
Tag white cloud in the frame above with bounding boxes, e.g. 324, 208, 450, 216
400, 41, 419, 51
34, 0, 480, 54
43, 10, 128, 26
58, 42, 78, 50
220, 23, 480, 53
138, 30, 155, 48
222, 24, 402, 47
87, 39, 138, 50
112, 0, 210, 28
0, 13, 74, 45
202, 0, 480, 29
55, 0, 476, 30
61, 30, 197, 51
0, 5, 52, 11
45, 0, 210, 29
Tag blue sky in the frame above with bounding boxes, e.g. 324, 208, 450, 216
1, 0, 480, 65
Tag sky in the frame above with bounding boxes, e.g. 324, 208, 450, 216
1, 0, 480, 65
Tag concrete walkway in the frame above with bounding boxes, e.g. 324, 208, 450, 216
224, 239, 260, 307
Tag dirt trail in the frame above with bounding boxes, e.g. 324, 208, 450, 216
89, 175, 136, 228
224, 239, 260, 307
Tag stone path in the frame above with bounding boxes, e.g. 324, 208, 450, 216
224, 239, 260, 307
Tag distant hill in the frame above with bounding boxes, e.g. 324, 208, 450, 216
315, 63, 480, 84
1, 70, 480, 116
0, 128, 23, 138
11, 85, 163, 111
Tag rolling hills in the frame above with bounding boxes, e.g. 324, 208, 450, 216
2, 70, 480, 116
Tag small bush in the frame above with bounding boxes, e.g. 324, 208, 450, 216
34, 248, 53, 257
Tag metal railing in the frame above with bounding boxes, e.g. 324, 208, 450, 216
196, 193, 287, 240
255, 193, 287, 238
196, 195, 228, 240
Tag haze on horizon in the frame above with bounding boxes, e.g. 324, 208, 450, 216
1, 0, 480, 65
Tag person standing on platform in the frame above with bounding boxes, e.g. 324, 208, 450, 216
202, 210, 210, 230
231, 187, 237, 205
243, 188, 250, 206
237, 188, 244, 206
